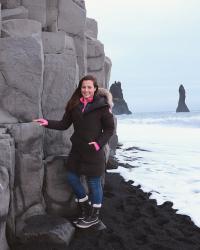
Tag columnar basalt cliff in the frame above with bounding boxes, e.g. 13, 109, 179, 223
176, 84, 190, 112
0, 1, 116, 248
110, 81, 132, 115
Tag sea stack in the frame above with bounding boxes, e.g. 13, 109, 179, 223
176, 84, 190, 112
110, 81, 132, 115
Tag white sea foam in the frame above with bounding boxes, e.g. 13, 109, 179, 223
111, 111, 200, 227
117, 111, 200, 128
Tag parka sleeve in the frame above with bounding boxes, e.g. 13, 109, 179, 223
96, 107, 115, 148
46, 111, 72, 130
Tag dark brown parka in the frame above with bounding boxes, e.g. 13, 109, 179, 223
46, 88, 115, 176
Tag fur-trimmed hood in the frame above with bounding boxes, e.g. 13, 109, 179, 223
96, 88, 114, 108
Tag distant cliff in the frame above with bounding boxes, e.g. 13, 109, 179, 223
176, 85, 190, 112
110, 81, 132, 115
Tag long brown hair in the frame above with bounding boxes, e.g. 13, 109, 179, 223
65, 75, 98, 113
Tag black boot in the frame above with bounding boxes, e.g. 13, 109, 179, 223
76, 206, 100, 228
73, 199, 90, 224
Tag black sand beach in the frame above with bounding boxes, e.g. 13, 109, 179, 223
15, 172, 200, 250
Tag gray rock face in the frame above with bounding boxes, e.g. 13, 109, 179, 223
106, 115, 118, 170
104, 56, 112, 89
18, 215, 75, 247
0, 109, 18, 124
0, 0, 115, 248
16, 203, 45, 237
21, 0, 47, 28
87, 38, 104, 71
0, 128, 15, 250
176, 84, 190, 112
58, 0, 87, 78
58, 0, 86, 36
0, 36, 44, 122
72, 0, 85, 9
42, 31, 68, 54
1, 6, 28, 21
109, 116, 118, 157
1, 19, 41, 37
44, 157, 77, 217
87, 36, 106, 87
42, 46, 77, 157
46, 0, 58, 32
0, 4, 2, 35
0, 0, 20, 9
86, 18, 98, 39
110, 81, 132, 115
7, 123, 44, 218
73, 35, 87, 78
0, 0, 5, 9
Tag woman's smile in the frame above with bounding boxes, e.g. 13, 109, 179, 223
81, 80, 96, 99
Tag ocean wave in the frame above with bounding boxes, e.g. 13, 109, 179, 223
117, 111, 200, 128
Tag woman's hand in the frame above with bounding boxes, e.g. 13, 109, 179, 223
33, 118, 48, 126
88, 141, 100, 151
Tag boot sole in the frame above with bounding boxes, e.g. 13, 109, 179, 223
73, 217, 85, 224
76, 219, 100, 228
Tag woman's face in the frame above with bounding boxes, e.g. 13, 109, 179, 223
81, 80, 96, 99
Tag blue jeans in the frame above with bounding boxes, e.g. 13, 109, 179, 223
66, 171, 103, 205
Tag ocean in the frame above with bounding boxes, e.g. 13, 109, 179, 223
109, 111, 200, 227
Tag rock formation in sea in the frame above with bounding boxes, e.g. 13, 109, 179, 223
0, 1, 117, 248
110, 81, 132, 115
176, 84, 190, 112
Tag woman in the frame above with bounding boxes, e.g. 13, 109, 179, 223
34, 75, 114, 228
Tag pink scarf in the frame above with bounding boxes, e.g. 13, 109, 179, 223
80, 97, 93, 112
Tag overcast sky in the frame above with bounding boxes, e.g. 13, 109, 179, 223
86, 0, 200, 112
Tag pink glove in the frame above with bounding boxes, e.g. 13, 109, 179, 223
33, 118, 48, 126
88, 142, 100, 151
